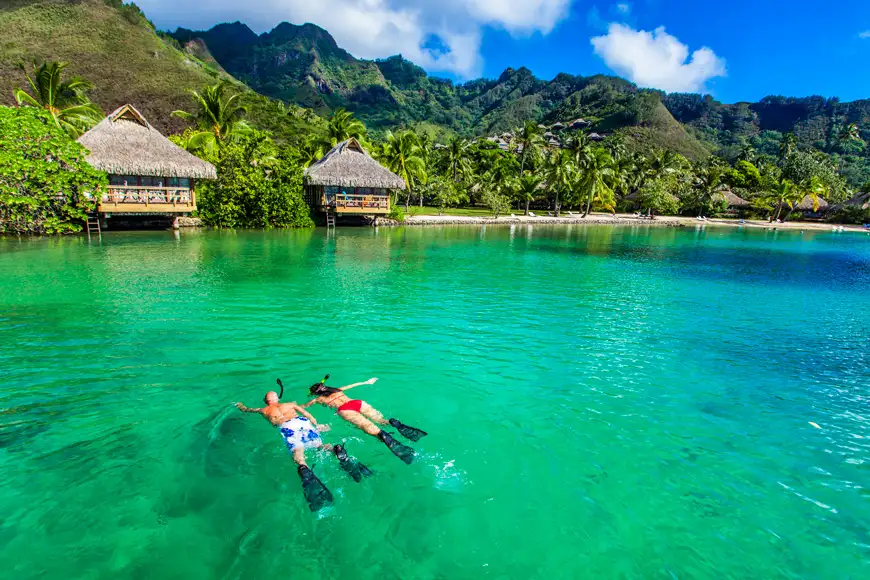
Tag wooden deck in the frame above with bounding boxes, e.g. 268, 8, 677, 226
97, 186, 196, 214
323, 193, 390, 215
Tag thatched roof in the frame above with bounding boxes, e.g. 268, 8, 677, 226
551, 122, 565, 130
588, 133, 605, 141
793, 195, 830, 211
713, 189, 751, 208
839, 191, 870, 210
77, 105, 216, 179
304, 138, 406, 190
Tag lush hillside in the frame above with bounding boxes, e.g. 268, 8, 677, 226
663, 93, 870, 185
0, 0, 321, 142
168, 22, 715, 158
0, 0, 229, 133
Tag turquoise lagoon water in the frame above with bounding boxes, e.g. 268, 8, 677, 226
0, 225, 869, 579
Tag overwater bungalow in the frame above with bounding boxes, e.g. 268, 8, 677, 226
77, 105, 216, 227
303, 138, 405, 222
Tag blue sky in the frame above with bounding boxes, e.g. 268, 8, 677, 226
138, 0, 870, 103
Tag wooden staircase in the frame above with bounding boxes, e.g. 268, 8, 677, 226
325, 210, 336, 228
86, 213, 101, 239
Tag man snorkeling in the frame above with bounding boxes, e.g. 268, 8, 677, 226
303, 375, 427, 465
235, 381, 372, 511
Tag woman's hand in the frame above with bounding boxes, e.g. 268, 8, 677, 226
316, 424, 331, 433
366, 377, 379, 385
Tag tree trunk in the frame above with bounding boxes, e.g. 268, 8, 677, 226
554, 191, 560, 216
524, 199, 530, 215
773, 200, 784, 221
583, 191, 592, 217
419, 191, 423, 207
405, 188, 411, 211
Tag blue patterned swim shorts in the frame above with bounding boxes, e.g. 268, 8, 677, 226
278, 416, 323, 452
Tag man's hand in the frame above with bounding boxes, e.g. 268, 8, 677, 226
234, 402, 245, 410
366, 377, 379, 385
316, 424, 331, 433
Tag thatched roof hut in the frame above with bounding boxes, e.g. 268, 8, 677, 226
570, 118, 590, 129
304, 138, 405, 190
588, 132, 605, 141
838, 191, 870, 210
792, 195, 830, 212
713, 189, 751, 208
78, 105, 216, 179
551, 122, 565, 131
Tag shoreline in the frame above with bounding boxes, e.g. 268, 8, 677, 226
379, 213, 869, 232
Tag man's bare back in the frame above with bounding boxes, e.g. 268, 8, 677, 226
236, 390, 330, 431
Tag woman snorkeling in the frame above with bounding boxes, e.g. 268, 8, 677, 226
303, 376, 427, 464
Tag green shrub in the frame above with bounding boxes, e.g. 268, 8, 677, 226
0, 106, 107, 234
193, 132, 314, 228
387, 205, 406, 222
828, 205, 870, 225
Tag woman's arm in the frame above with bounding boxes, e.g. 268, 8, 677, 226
300, 397, 321, 409
339, 377, 378, 391
295, 405, 330, 431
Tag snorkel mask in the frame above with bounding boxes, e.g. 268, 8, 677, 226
309, 373, 331, 395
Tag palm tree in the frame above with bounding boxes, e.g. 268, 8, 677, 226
514, 171, 543, 215
692, 162, 727, 216
566, 132, 593, 170
545, 150, 575, 216
779, 133, 797, 162
782, 177, 828, 221
515, 121, 545, 175
837, 123, 863, 147
767, 178, 801, 221
298, 138, 324, 168
172, 82, 251, 153
14, 61, 102, 137
445, 136, 471, 182
382, 130, 427, 210
579, 147, 616, 217
326, 108, 366, 146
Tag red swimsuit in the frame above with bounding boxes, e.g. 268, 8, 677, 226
337, 399, 363, 413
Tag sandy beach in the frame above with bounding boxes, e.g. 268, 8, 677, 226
386, 212, 869, 232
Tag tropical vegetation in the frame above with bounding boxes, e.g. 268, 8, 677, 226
0, 106, 107, 234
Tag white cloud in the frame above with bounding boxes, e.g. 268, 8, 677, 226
859, 30, 870, 39
136, 0, 573, 77
591, 23, 726, 92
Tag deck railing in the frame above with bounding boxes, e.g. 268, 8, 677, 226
324, 193, 389, 210
102, 186, 193, 204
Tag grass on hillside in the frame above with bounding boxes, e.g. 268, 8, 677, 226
0, 0, 228, 133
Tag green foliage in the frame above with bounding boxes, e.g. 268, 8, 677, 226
14, 61, 103, 137
635, 175, 683, 215
0, 106, 107, 234
380, 130, 427, 209
326, 108, 367, 146
172, 82, 252, 154
193, 131, 313, 228
828, 205, 870, 225
481, 187, 510, 218
422, 177, 466, 215
386, 205, 407, 223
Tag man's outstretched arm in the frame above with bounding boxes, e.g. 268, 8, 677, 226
339, 377, 378, 391
294, 405, 329, 431
235, 402, 262, 414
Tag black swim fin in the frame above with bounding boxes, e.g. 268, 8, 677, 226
333, 444, 374, 483
389, 418, 428, 442
378, 430, 415, 465
297, 465, 333, 512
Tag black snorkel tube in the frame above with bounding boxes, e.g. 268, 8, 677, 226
275, 374, 330, 399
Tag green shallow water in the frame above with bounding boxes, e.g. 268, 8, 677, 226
1, 225, 869, 579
